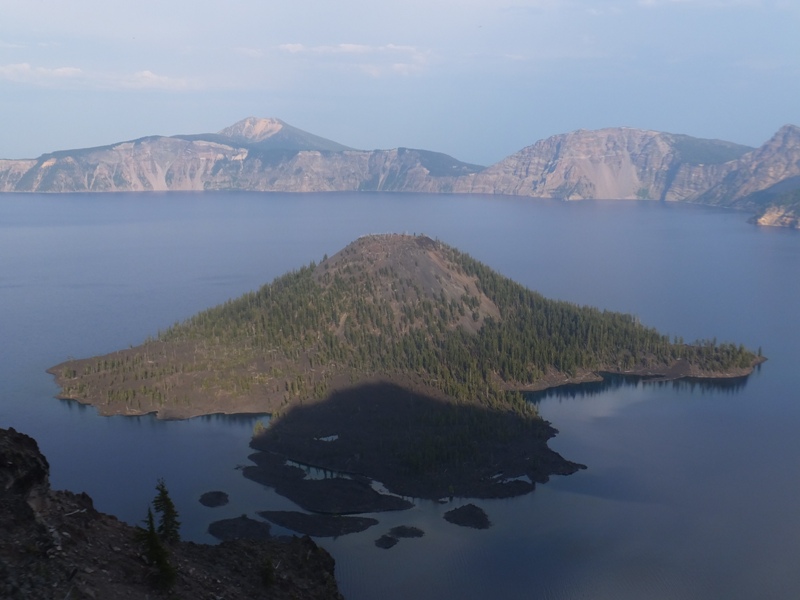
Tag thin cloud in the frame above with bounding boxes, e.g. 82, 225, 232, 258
0, 62, 83, 84
0, 62, 193, 91
234, 47, 265, 59
278, 42, 430, 76
119, 70, 191, 90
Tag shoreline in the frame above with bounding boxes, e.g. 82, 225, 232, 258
48, 356, 766, 420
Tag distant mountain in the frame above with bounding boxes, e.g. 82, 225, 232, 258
451, 127, 754, 200
1, 118, 799, 229
183, 116, 354, 152
0, 117, 482, 194
695, 124, 800, 212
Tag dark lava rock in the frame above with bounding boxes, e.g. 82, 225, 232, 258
443, 503, 492, 529
208, 515, 272, 541
0, 426, 344, 599
249, 381, 585, 502
259, 510, 378, 537
244, 459, 413, 514
199, 490, 229, 507
389, 525, 425, 538
375, 535, 399, 549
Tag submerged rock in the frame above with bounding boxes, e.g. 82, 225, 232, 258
375, 535, 399, 549
259, 510, 378, 537
199, 490, 229, 507
208, 515, 272, 541
444, 503, 492, 530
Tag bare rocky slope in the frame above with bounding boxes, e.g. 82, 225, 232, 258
1, 117, 799, 228
0, 426, 343, 600
0, 117, 481, 194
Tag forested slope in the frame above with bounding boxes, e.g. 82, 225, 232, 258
50, 235, 761, 420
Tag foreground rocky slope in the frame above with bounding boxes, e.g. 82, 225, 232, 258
2, 117, 799, 227
0, 426, 343, 600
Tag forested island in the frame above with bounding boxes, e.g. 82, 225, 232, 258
49, 234, 763, 500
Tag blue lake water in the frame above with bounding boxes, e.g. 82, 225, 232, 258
1, 192, 799, 599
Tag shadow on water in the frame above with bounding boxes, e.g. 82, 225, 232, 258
526, 373, 751, 405
248, 381, 583, 502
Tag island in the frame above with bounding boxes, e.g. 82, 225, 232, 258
49, 234, 764, 502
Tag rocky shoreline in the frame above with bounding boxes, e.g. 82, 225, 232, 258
0, 426, 343, 600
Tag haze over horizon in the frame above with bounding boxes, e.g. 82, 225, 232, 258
1, 0, 798, 165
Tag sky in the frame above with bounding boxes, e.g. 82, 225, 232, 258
1, 0, 798, 165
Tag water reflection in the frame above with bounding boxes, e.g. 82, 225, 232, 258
527, 373, 751, 405
56, 396, 270, 428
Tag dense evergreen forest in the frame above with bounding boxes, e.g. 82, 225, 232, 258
51, 234, 761, 421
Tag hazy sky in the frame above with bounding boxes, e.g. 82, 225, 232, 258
1, 0, 798, 165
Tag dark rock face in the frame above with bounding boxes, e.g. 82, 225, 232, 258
0, 427, 51, 524
0, 427, 343, 600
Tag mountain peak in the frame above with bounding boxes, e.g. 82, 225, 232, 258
764, 124, 800, 148
315, 233, 499, 333
217, 117, 285, 142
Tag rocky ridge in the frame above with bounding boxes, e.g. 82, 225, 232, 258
1, 117, 799, 227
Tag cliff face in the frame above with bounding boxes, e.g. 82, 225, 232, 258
0, 158, 37, 191
0, 124, 480, 194
694, 125, 800, 207
755, 205, 800, 228
2, 118, 800, 228
452, 127, 755, 201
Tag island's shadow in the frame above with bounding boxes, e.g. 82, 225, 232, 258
246, 381, 584, 505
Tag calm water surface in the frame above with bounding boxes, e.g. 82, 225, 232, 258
1, 192, 798, 599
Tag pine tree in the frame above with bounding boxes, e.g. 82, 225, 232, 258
136, 506, 177, 589
153, 478, 181, 544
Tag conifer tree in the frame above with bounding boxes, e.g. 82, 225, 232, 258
137, 506, 177, 589
153, 478, 181, 544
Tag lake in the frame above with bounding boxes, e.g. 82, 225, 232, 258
2, 192, 798, 599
